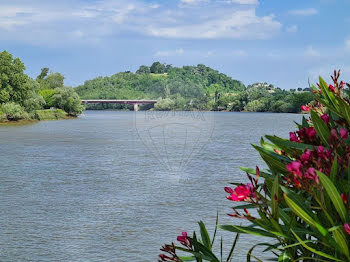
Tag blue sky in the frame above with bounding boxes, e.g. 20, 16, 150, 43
0, 0, 349, 89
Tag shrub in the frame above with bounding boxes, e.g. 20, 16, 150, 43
154, 98, 176, 111
1, 102, 28, 121
159, 71, 350, 261
0, 110, 6, 122
52, 86, 84, 116
38, 89, 56, 108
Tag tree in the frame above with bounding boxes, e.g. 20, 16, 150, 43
53, 86, 83, 116
136, 65, 150, 74
0, 51, 30, 105
150, 62, 166, 74
38, 71, 65, 89
36, 67, 49, 80
38, 89, 55, 108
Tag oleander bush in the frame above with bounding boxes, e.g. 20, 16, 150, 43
159, 71, 350, 262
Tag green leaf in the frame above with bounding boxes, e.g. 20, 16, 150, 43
219, 225, 276, 238
317, 171, 347, 222
271, 175, 279, 220
278, 252, 291, 262
330, 157, 337, 183
211, 211, 218, 247
179, 256, 196, 261
284, 193, 316, 226
310, 110, 330, 146
239, 167, 273, 180
198, 221, 211, 250
291, 231, 343, 261
333, 227, 350, 259
252, 144, 289, 173
335, 96, 350, 125
302, 116, 309, 128
226, 233, 239, 262
265, 135, 315, 152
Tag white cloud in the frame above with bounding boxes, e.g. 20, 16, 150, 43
289, 8, 318, 16
305, 45, 320, 58
346, 37, 350, 49
286, 25, 298, 33
147, 9, 281, 39
180, 0, 209, 4
228, 0, 258, 4
155, 48, 184, 57
0, 0, 281, 45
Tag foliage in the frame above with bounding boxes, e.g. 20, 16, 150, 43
0, 51, 30, 105
0, 51, 83, 121
154, 98, 176, 111
1, 102, 29, 120
38, 89, 56, 108
37, 71, 65, 89
52, 86, 84, 116
160, 71, 350, 261
159, 215, 240, 262
75, 62, 312, 112
136, 65, 151, 74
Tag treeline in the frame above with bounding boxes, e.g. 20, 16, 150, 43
0, 51, 83, 122
76, 62, 313, 112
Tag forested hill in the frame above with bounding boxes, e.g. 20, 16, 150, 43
75, 62, 313, 112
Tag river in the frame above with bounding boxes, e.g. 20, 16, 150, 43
0, 111, 303, 262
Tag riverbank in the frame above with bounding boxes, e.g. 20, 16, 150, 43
0, 109, 75, 124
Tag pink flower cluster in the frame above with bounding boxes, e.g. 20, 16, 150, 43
286, 146, 333, 186
225, 184, 255, 202
331, 128, 348, 141
289, 127, 317, 143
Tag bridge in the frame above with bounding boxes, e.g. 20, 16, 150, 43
81, 99, 158, 111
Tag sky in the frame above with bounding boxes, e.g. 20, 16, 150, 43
0, 0, 349, 89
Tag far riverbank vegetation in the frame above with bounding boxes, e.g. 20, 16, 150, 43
76, 62, 314, 112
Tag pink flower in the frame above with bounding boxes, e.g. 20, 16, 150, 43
300, 105, 310, 112
317, 146, 324, 153
321, 114, 330, 124
341, 193, 348, 204
300, 150, 311, 162
340, 128, 348, 140
226, 184, 255, 202
305, 127, 316, 140
344, 224, 350, 235
286, 161, 302, 178
289, 132, 299, 142
329, 85, 336, 93
340, 81, 345, 88
304, 167, 319, 183
177, 232, 190, 246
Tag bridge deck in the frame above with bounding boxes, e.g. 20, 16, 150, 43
81, 99, 157, 104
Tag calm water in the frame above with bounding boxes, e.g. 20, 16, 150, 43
0, 111, 302, 262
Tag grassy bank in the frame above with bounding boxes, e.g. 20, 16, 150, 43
0, 109, 73, 124
35, 109, 69, 120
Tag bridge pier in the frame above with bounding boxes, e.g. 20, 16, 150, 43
133, 103, 139, 111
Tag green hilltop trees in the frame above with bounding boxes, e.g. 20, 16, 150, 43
0, 51, 83, 121
76, 62, 313, 112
